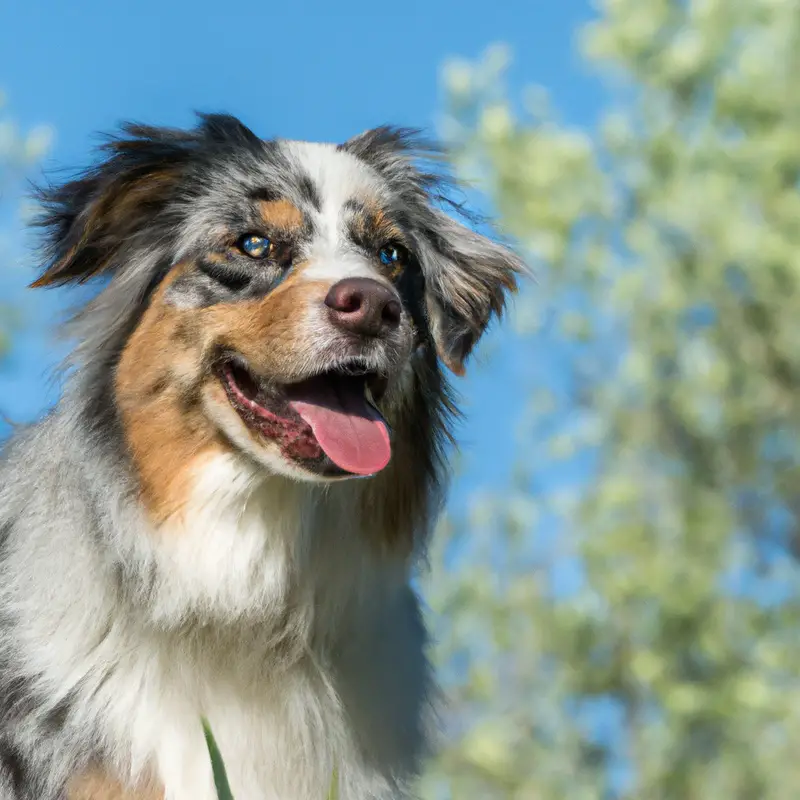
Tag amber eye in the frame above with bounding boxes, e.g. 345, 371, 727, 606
238, 234, 272, 259
378, 243, 409, 268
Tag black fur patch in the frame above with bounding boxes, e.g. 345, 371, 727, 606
296, 173, 322, 212
0, 738, 32, 797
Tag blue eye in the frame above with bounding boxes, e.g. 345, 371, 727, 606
378, 244, 409, 268
240, 234, 272, 258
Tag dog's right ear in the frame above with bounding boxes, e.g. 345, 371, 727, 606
30, 114, 261, 289
29, 125, 192, 289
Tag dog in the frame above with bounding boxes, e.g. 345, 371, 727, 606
0, 114, 522, 799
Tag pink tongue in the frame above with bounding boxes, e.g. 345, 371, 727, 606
287, 376, 391, 475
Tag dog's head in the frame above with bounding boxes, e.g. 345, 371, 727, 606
32, 115, 522, 520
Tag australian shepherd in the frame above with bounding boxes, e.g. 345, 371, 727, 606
0, 115, 522, 799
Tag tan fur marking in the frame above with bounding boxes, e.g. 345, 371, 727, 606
258, 198, 304, 231
67, 770, 163, 800
205, 273, 330, 380
370, 207, 404, 244
116, 264, 331, 524
31, 171, 179, 288
115, 266, 226, 524
347, 201, 407, 282
204, 251, 231, 265
371, 210, 406, 283
350, 202, 404, 246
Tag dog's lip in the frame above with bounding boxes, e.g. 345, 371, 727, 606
220, 360, 294, 422
217, 354, 389, 410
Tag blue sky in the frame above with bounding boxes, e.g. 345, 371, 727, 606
0, 0, 602, 508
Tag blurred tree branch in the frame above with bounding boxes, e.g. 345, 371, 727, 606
422, 2, 800, 798
0, 91, 52, 358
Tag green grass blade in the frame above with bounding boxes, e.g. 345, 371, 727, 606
202, 718, 235, 800
327, 766, 339, 800
202, 716, 336, 800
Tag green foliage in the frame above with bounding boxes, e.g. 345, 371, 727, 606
422, 2, 800, 798
0, 91, 52, 359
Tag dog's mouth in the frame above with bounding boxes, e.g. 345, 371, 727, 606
219, 356, 392, 476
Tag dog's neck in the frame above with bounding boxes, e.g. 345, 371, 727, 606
106, 451, 413, 644
60, 350, 447, 646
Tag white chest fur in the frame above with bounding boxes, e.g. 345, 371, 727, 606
82, 454, 429, 799
112, 638, 353, 800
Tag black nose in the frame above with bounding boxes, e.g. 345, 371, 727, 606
324, 278, 402, 337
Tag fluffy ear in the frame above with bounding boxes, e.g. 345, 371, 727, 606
340, 126, 524, 375
30, 128, 188, 289
29, 114, 260, 289
419, 210, 524, 376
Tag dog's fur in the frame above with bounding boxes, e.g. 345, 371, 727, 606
0, 115, 522, 800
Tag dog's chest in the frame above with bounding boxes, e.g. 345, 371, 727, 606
96, 646, 347, 800
52, 459, 423, 799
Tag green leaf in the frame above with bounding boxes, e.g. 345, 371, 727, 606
202, 718, 235, 800
327, 766, 339, 800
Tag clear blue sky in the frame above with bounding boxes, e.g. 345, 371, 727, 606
0, 0, 602, 508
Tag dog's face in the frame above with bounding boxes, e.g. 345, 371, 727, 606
116, 140, 426, 485
33, 116, 522, 517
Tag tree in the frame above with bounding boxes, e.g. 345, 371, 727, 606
0, 92, 52, 357
422, 2, 800, 797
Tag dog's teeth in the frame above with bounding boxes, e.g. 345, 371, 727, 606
364, 384, 378, 410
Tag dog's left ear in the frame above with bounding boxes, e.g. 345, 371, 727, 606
341, 125, 525, 374
418, 210, 524, 376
